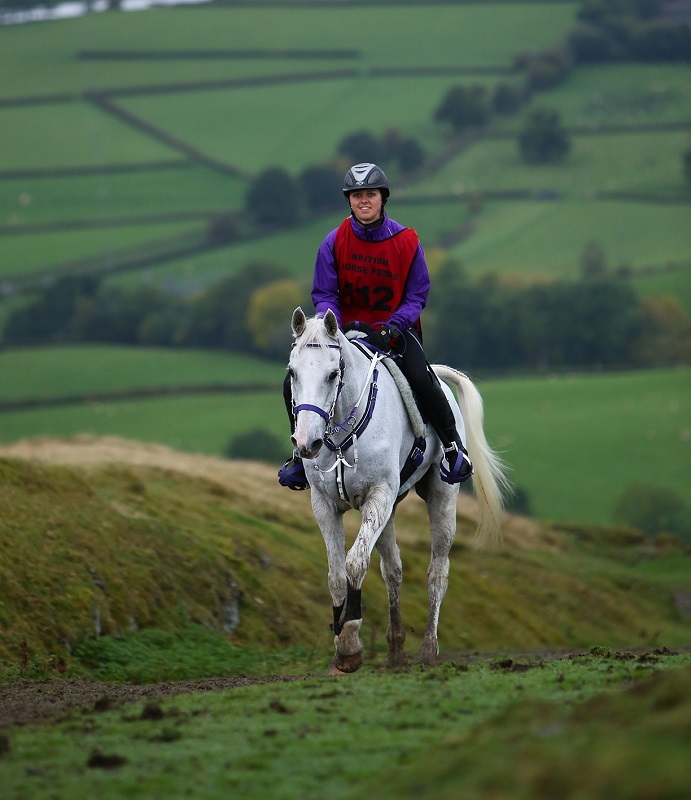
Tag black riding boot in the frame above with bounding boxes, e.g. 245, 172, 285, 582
278, 373, 308, 490
421, 371, 473, 485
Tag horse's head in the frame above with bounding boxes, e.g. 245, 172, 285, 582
288, 307, 343, 460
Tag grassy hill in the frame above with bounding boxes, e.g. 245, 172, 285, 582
1, 2, 688, 294
0, 4, 688, 528
0, 437, 689, 675
1, 346, 688, 526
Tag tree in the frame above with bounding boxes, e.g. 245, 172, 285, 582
183, 262, 289, 349
580, 240, 607, 280
613, 484, 690, 540
246, 278, 308, 359
492, 82, 526, 115
207, 213, 240, 244
434, 85, 490, 133
224, 428, 286, 464
3, 275, 99, 344
338, 131, 386, 165
397, 138, 425, 173
684, 149, 691, 187
298, 165, 344, 213
245, 168, 301, 227
634, 295, 691, 366
518, 108, 571, 164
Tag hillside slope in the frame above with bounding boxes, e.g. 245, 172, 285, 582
0, 436, 689, 669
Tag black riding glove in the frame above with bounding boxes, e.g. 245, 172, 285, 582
363, 324, 400, 353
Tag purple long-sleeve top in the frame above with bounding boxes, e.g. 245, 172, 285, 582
311, 213, 431, 333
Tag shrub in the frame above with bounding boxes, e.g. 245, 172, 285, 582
434, 85, 490, 132
225, 428, 286, 464
246, 168, 301, 227
613, 484, 690, 540
518, 109, 571, 164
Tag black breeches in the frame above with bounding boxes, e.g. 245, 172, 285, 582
395, 330, 458, 445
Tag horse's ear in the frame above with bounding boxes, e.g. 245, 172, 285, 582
291, 307, 306, 337
324, 309, 339, 339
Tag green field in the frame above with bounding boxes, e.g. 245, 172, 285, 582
0, 345, 283, 400
1, 344, 687, 526
1, 2, 688, 294
0, 443, 689, 799
0, 3, 689, 529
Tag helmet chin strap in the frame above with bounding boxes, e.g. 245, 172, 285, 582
350, 210, 385, 229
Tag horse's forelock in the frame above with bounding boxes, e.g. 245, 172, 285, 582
293, 316, 339, 353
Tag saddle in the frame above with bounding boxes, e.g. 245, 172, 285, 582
346, 333, 428, 488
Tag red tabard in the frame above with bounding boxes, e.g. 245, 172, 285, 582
333, 218, 420, 329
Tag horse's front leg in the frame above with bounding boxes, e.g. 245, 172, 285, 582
310, 492, 354, 674
331, 485, 396, 674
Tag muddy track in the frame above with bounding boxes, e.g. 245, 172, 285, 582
0, 674, 323, 728
2, 647, 686, 729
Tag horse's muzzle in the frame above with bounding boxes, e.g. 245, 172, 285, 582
292, 435, 323, 460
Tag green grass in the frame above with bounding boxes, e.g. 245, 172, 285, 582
0, 104, 178, 171
0, 349, 687, 525
480, 366, 690, 525
367, 662, 691, 800
0, 5, 579, 97
0, 449, 688, 800
1, 4, 687, 299
523, 63, 691, 129
0, 653, 689, 799
0, 392, 288, 456
0, 166, 245, 226
0, 221, 206, 278
0, 453, 688, 669
447, 200, 691, 279
416, 132, 690, 199
0, 345, 284, 401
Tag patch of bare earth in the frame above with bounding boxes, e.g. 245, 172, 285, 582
0, 675, 320, 728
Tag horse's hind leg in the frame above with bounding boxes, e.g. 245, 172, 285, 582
375, 514, 408, 669
418, 485, 458, 666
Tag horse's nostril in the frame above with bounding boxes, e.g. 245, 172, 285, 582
312, 438, 323, 454
290, 435, 297, 448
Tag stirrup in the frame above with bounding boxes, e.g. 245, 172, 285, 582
278, 453, 309, 490
440, 442, 473, 485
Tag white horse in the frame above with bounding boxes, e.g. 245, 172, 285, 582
287, 307, 509, 674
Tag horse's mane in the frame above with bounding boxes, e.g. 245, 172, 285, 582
293, 316, 339, 353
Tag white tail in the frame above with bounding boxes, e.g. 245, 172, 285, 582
432, 365, 511, 548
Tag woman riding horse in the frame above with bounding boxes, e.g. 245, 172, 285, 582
279, 162, 473, 490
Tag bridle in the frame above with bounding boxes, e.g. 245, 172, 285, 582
291, 339, 384, 500
291, 343, 345, 432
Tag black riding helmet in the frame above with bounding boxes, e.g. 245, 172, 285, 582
342, 163, 390, 205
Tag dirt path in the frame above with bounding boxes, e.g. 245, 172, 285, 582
0, 674, 323, 728
3, 647, 686, 729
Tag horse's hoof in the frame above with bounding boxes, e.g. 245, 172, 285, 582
416, 640, 439, 667
330, 650, 364, 674
386, 652, 409, 670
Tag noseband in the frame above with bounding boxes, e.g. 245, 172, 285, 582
292, 343, 345, 431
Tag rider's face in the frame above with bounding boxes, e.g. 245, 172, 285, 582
348, 189, 383, 225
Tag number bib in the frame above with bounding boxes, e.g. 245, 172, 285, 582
333, 218, 420, 329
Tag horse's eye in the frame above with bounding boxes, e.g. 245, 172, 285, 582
328, 370, 338, 382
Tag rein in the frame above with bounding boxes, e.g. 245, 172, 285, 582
292, 340, 383, 501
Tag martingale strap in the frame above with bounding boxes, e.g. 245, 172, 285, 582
313, 339, 428, 502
